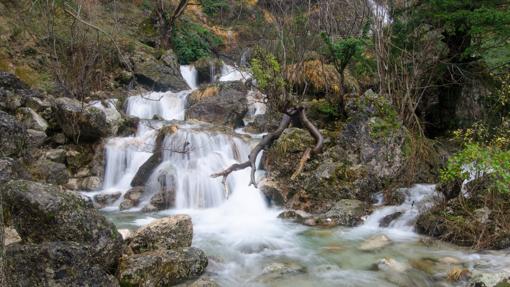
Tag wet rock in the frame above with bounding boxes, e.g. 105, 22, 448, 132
376, 258, 408, 273
118, 247, 208, 286
258, 261, 306, 282
5, 242, 119, 286
94, 192, 122, 208
133, 49, 189, 92
186, 82, 249, 128
470, 271, 510, 287
45, 148, 66, 163
259, 179, 286, 206
29, 159, 69, 185
193, 57, 223, 84
120, 186, 145, 210
186, 277, 220, 287
2, 180, 123, 270
4, 227, 21, 246
53, 97, 123, 142
128, 215, 193, 254
359, 234, 392, 251
149, 187, 176, 211
379, 212, 403, 227
277, 210, 312, 223
315, 199, 370, 227
16, 107, 48, 131
80, 176, 102, 191
0, 110, 29, 157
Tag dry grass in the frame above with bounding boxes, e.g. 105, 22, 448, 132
188, 85, 220, 105
286, 60, 340, 95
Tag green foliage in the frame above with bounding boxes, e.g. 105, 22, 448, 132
200, 0, 230, 17
441, 143, 510, 193
171, 20, 223, 64
308, 99, 341, 122
321, 33, 365, 73
250, 48, 285, 94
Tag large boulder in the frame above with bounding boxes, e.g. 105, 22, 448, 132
118, 247, 208, 287
0, 110, 29, 157
53, 97, 123, 142
2, 180, 123, 270
127, 215, 193, 254
133, 49, 189, 92
186, 82, 248, 128
5, 242, 119, 286
28, 159, 70, 185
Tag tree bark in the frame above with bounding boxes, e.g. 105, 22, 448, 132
212, 107, 323, 187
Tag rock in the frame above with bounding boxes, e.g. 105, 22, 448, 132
4, 227, 21, 246
52, 132, 67, 144
186, 277, 220, 287
149, 188, 176, 211
120, 186, 145, 210
2, 180, 123, 270
359, 234, 392, 251
133, 49, 189, 91
26, 128, 47, 147
118, 247, 208, 286
376, 258, 408, 273
439, 256, 462, 265
186, 82, 249, 128
437, 178, 463, 201
128, 215, 193, 254
0, 110, 29, 157
53, 97, 123, 142
258, 261, 306, 282
277, 210, 311, 223
0, 72, 39, 112
118, 229, 132, 240
16, 107, 48, 131
94, 192, 122, 208
315, 199, 370, 227
193, 57, 223, 84
5, 242, 119, 286
25, 96, 52, 112
259, 179, 286, 206
65, 178, 80, 190
80, 176, 102, 191
474, 207, 491, 224
379, 212, 403, 227
0, 157, 30, 183
45, 148, 66, 163
29, 159, 69, 185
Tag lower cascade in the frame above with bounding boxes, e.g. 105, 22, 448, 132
86, 67, 510, 287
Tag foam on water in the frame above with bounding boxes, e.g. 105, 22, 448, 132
219, 64, 252, 82
180, 65, 199, 90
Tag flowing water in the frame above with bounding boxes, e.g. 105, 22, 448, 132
92, 64, 510, 287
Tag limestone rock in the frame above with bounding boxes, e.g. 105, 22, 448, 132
315, 199, 370, 227
94, 192, 122, 208
128, 215, 193, 254
359, 234, 392, 251
118, 247, 208, 287
120, 186, 145, 210
16, 107, 48, 131
29, 159, 69, 185
2, 180, 123, 270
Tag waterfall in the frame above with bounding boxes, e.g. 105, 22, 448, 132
180, 65, 198, 90
126, 91, 189, 121
219, 64, 252, 82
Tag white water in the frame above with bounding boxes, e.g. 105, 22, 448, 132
180, 65, 198, 90
219, 64, 252, 82
95, 64, 510, 286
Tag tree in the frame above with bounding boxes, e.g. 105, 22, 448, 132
154, 0, 190, 49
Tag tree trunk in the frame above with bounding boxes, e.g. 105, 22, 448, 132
212, 107, 323, 187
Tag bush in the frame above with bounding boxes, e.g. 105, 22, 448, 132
200, 0, 230, 17
171, 20, 222, 64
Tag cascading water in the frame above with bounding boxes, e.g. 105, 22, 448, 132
95, 65, 510, 287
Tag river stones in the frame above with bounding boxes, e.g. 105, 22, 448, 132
376, 258, 408, 273
359, 234, 392, 251
379, 211, 403, 227
94, 192, 122, 208
118, 247, 208, 287
1, 179, 123, 270
257, 261, 306, 283
127, 215, 193, 254
120, 186, 145, 210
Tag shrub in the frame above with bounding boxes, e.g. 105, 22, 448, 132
171, 20, 223, 64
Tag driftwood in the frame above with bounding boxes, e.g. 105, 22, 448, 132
211, 107, 323, 187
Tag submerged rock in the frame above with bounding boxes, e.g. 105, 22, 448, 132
5, 242, 119, 286
257, 261, 306, 283
128, 215, 193, 254
359, 234, 392, 251
118, 247, 208, 287
376, 258, 408, 273
2, 180, 123, 270
379, 212, 403, 227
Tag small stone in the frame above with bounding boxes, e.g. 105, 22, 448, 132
94, 192, 122, 208
65, 178, 80, 190
45, 148, 66, 163
4, 227, 22, 246
75, 168, 91, 178
377, 258, 408, 273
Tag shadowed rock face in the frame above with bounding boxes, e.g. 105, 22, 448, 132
0, 111, 29, 158
186, 82, 249, 128
2, 180, 123, 270
5, 242, 120, 287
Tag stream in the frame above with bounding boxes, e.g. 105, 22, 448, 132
87, 65, 510, 287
